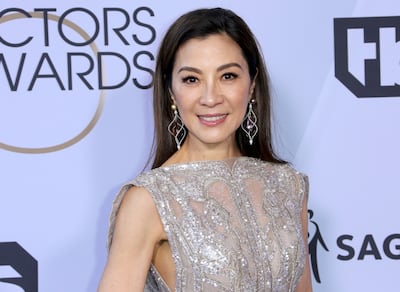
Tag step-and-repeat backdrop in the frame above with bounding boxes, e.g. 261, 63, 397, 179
1, 0, 399, 291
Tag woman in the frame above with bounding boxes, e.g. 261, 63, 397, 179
98, 7, 312, 292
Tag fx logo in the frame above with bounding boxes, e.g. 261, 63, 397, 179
0, 242, 38, 292
334, 16, 400, 97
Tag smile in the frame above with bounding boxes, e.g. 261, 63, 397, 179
198, 114, 227, 126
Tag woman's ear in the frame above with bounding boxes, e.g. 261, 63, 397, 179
250, 82, 256, 97
168, 88, 176, 104
249, 68, 258, 97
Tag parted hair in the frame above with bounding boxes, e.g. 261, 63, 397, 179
150, 7, 284, 168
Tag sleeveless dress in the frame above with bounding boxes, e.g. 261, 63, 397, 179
108, 157, 308, 291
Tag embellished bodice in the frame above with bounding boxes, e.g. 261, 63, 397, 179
108, 157, 308, 291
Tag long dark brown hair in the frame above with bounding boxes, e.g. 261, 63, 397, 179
150, 8, 285, 168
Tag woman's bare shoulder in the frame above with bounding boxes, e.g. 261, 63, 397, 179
115, 185, 164, 242
99, 185, 166, 291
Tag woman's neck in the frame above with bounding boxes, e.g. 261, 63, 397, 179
163, 139, 242, 166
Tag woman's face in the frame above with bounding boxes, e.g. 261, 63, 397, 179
170, 33, 255, 150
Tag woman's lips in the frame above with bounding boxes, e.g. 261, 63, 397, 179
198, 114, 227, 126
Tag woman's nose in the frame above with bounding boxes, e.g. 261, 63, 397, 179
199, 81, 223, 106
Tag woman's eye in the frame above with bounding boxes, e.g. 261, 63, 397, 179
182, 76, 198, 84
222, 73, 238, 80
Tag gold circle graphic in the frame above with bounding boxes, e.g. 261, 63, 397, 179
0, 11, 106, 154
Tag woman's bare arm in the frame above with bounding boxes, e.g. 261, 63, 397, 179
98, 187, 165, 292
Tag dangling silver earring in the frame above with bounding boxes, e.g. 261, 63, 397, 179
241, 98, 258, 145
168, 103, 186, 150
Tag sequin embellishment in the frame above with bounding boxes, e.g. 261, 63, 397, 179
108, 157, 308, 292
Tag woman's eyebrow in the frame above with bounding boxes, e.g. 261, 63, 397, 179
177, 62, 243, 74
217, 62, 243, 72
177, 66, 201, 74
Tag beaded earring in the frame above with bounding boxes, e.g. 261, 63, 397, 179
167, 103, 186, 150
241, 99, 258, 145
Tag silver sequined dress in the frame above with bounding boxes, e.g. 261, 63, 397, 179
108, 157, 308, 291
